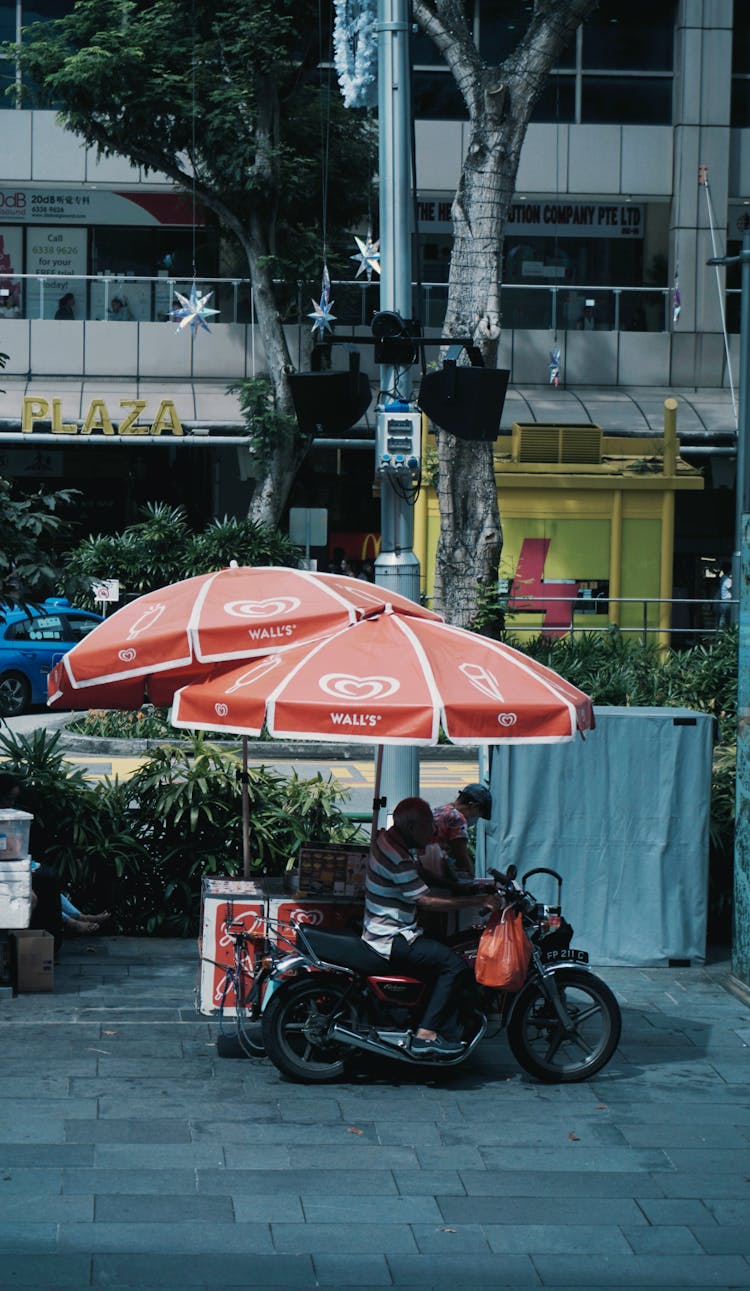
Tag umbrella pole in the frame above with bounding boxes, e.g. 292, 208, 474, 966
371, 744, 384, 847
241, 736, 251, 880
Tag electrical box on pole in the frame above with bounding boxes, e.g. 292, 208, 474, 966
376, 409, 421, 476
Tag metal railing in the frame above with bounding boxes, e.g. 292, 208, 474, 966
500, 594, 737, 645
0, 274, 696, 334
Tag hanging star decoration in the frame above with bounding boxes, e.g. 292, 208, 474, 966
350, 230, 380, 282
170, 283, 220, 335
308, 266, 336, 335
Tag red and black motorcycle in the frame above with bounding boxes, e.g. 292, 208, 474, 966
260, 866, 622, 1084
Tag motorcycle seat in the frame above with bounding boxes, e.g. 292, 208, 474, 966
301, 928, 397, 976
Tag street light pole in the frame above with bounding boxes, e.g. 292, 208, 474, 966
374, 0, 420, 814
708, 228, 750, 987
707, 228, 750, 618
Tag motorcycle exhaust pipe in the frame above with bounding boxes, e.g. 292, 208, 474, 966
331, 1016, 488, 1065
331, 1023, 413, 1062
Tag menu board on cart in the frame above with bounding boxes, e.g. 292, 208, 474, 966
297, 843, 369, 898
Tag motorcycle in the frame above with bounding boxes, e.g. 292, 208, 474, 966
260, 866, 622, 1084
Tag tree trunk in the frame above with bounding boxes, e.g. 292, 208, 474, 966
433, 98, 519, 625
414, 0, 599, 626
238, 220, 310, 528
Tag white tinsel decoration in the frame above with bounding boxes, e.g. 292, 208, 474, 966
333, 0, 378, 109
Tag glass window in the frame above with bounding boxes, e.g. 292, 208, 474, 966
583, 0, 674, 71
733, 8, 750, 74
7, 615, 65, 641
0, 58, 15, 105
0, 0, 15, 42
731, 78, 750, 128
21, 0, 74, 33
64, 615, 98, 642
411, 1, 473, 65
530, 75, 575, 123
0, 0, 16, 107
412, 70, 468, 120
582, 76, 672, 125
479, 0, 575, 68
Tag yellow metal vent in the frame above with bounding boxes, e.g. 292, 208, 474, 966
511, 422, 603, 464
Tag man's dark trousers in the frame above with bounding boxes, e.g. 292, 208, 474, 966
389, 932, 472, 1032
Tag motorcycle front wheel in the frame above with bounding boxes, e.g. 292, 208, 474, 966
261, 975, 359, 1083
507, 967, 621, 1083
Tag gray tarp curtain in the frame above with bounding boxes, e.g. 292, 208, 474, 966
483, 708, 715, 966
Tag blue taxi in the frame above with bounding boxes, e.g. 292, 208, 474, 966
0, 598, 102, 717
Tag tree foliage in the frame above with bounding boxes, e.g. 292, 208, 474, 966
412, 0, 599, 626
0, 477, 80, 596
64, 500, 300, 606
11, 0, 374, 523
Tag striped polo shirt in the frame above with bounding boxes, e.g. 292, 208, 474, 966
362, 827, 429, 959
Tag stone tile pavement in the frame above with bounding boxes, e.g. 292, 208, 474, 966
1, 937, 749, 1289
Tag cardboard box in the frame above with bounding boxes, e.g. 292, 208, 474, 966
0, 809, 33, 860
0, 858, 32, 928
11, 930, 54, 993
297, 843, 369, 898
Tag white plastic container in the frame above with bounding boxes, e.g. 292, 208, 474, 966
0, 809, 33, 861
0, 858, 32, 928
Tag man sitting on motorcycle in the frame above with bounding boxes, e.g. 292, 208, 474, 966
362, 796, 500, 1057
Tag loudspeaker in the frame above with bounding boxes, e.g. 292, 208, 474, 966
289, 358, 372, 435
418, 363, 510, 441
370, 312, 421, 366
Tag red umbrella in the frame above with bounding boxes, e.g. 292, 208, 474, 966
170, 613, 594, 845
171, 614, 593, 745
48, 566, 440, 710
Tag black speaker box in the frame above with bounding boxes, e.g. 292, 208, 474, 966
289, 370, 372, 435
418, 363, 510, 441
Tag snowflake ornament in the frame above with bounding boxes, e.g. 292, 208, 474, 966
351, 231, 381, 281
309, 265, 336, 336
170, 284, 220, 335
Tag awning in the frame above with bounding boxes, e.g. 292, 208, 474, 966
0, 377, 738, 446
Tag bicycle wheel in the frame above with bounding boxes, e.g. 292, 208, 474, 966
235, 967, 267, 1057
507, 967, 621, 1083
216, 965, 266, 1059
262, 975, 359, 1083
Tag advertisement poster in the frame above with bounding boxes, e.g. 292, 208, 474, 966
0, 226, 23, 317
25, 226, 87, 320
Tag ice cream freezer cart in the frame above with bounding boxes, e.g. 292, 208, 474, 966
196, 844, 368, 1018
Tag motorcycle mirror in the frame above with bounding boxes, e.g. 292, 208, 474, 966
506, 864, 517, 881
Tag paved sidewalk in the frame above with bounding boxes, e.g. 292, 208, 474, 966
1, 938, 749, 1290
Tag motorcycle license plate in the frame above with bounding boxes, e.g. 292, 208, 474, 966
542, 947, 589, 965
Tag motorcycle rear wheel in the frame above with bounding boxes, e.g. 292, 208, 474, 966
262, 975, 358, 1083
507, 967, 621, 1083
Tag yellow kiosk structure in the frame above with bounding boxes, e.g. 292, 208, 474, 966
414, 399, 704, 648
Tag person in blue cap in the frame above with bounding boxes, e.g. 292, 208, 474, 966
431, 783, 492, 879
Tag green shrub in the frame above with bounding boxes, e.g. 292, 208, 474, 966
0, 727, 361, 937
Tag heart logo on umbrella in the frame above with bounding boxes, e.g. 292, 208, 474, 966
318, 673, 400, 701
118, 648, 137, 663
224, 597, 301, 619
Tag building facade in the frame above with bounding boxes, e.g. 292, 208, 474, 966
0, 0, 746, 594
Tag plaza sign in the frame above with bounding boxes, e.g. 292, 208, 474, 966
18, 396, 185, 437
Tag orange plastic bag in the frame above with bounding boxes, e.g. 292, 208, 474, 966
474, 906, 531, 990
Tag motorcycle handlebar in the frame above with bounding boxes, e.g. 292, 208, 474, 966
488, 867, 539, 916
